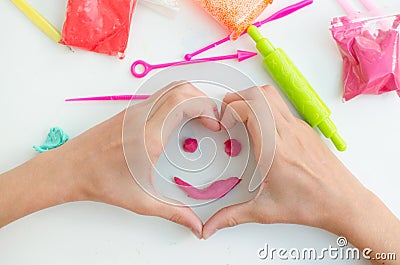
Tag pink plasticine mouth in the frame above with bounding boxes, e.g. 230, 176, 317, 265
174, 177, 241, 200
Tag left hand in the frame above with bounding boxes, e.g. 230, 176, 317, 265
61, 81, 220, 238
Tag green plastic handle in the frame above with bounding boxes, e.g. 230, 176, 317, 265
247, 25, 347, 151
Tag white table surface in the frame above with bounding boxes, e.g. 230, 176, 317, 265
1, 0, 400, 264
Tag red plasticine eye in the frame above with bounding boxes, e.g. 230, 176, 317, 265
183, 138, 198, 153
224, 139, 242, 157
174, 177, 241, 200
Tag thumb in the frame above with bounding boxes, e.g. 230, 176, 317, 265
203, 201, 256, 239
152, 201, 203, 239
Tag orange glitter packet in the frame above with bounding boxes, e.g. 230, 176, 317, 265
195, 0, 273, 40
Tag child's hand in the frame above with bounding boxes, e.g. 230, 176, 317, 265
203, 86, 368, 238
64, 81, 220, 238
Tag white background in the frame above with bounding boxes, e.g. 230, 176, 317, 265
1, 0, 400, 264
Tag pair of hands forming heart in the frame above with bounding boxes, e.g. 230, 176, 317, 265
1, 81, 398, 264
60, 81, 364, 240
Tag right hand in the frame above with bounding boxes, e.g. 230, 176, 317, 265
204, 85, 370, 238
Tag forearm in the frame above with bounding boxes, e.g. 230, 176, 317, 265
0, 147, 84, 228
330, 189, 400, 265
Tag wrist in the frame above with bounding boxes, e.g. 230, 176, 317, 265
324, 184, 399, 248
316, 169, 373, 235
38, 145, 89, 203
59, 111, 127, 203
326, 187, 377, 236
54, 138, 100, 203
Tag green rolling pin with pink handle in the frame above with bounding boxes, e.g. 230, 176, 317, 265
247, 26, 347, 151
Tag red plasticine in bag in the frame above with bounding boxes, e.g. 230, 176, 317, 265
330, 14, 400, 101
60, 0, 137, 58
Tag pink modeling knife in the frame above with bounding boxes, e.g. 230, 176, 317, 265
184, 0, 313, 60
65, 95, 151, 102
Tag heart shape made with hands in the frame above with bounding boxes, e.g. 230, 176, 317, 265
154, 109, 253, 206
122, 62, 276, 221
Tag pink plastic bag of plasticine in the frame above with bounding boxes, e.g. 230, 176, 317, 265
330, 14, 400, 101
194, 0, 273, 40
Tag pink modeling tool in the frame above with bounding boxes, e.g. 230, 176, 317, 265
184, 0, 313, 61
131, 50, 257, 78
336, 0, 359, 17
65, 95, 151, 102
337, 0, 380, 17
359, 0, 381, 16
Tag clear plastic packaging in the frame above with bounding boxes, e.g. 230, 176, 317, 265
141, 0, 179, 16
330, 14, 400, 101
60, 0, 138, 58
194, 0, 273, 40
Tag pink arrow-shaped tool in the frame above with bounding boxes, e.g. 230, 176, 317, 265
184, 0, 313, 60
131, 50, 257, 78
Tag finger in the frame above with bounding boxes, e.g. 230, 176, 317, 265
220, 101, 249, 130
220, 86, 258, 118
152, 201, 203, 239
220, 101, 271, 191
131, 81, 184, 113
223, 86, 262, 103
220, 97, 278, 191
143, 81, 188, 111
152, 96, 219, 130
223, 86, 294, 123
221, 86, 284, 128
221, 101, 266, 158
148, 93, 220, 133
145, 81, 218, 126
223, 86, 292, 138
203, 202, 255, 239
145, 95, 220, 162
149, 82, 220, 130
260, 85, 294, 122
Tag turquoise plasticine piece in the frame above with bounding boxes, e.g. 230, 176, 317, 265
33, 127, 69, 153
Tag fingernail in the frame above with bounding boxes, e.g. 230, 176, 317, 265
191, 229, 202, 239
213, 107, 220, 121
203, 229, 217, 240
